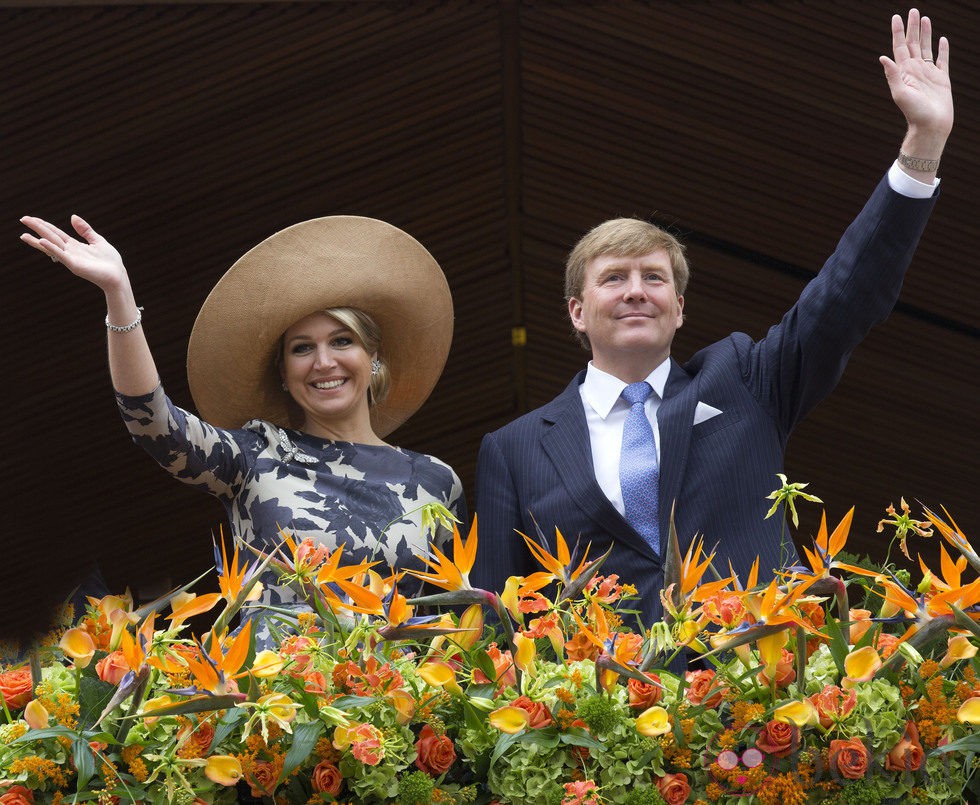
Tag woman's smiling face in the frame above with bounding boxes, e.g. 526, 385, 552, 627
280, 311, 375, 437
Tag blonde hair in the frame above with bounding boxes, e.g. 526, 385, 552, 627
325, 307, 390, 407
564, 218, 689, 349
277, 307, 391, 407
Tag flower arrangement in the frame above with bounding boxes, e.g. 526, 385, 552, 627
0, 489, 978, 805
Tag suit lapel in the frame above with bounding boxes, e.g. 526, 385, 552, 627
657, 360, 697, 540
539, 373, 658, 560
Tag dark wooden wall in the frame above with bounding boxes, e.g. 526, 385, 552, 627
3, 0, 977, 642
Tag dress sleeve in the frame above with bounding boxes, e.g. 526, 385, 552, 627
115, 384, 254, 501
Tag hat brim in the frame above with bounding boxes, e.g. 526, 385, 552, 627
187, 216, 453, 438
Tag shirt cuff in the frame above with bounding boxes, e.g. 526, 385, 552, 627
887, 160, 940, 198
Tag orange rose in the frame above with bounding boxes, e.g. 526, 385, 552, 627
755, 719, 799, 759
628, 672, 663, 711
510, 695, 554, 729
246, 759, 279, 798
756, 648, 796, 689
0, 785, 35, 805
96, 651, 129, 685
829, 737, 869, 779
310, 760, 343, 795
808, 684, 857, 729
885, 721, 924, 772
656, 772, 691, 805
177, 720, 215, 758
685, 669, 724, 708
414, 724, 456, 775
0, 668, 33, 711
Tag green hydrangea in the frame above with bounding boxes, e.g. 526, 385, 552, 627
802, 644, 841, 694
846, 678, 904, 751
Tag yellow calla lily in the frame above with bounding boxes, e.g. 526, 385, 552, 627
140, 695, 174, 726
450, 604, 485, 651
635, 706, 672, 737
205, 754, 243, 786
23, 699, 49, 730
842, 645, 881, 689
251, 650, 284, 678
773, 699, 818, 728
59, 627, 96, 668
757, 630, 787, 677
957, 697, 980, 724
513, 634, 537, 678
386, 689, 416, 724
489, 705, 531, 734
417, 660, 461, 694
940, 635, 978, 668
500, 576, 522, 621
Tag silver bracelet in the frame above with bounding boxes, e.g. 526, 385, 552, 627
898, 151, 940, 173
106, 306, 144, 333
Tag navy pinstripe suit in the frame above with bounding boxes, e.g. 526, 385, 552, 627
472, 173, 938, 627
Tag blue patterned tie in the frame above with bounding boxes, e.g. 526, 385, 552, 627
620, 381, 660, 554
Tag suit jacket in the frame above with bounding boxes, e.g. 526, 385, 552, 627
472, 174, 939, 627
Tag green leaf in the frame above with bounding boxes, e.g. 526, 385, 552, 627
489, 730, 524, 769
127, 693, 245, 719
330, 695, 376, 710
462, 699, 485, 732
472, 649, 497, 683
77, 675, 116, 730
518, 725, 560, 750
931, 734, 980, 755
559, 728, 604, 751
821, 613, 849, 677
73, 736, 97, 791
212, 706, 247, 748
281, 720, 324, 778
12, 724, 79, 743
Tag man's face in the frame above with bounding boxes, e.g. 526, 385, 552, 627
568, 249, 684, 375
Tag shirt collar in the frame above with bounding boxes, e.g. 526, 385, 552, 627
582, 358, 671, 419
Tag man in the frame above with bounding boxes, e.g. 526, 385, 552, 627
471, 9, 953, 627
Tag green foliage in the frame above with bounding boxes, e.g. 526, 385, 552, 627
622, 787, 667, 805
577, 694, 623, 735
396, 769, 435, 805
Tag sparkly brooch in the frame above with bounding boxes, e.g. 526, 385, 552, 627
277, 429, 318, 465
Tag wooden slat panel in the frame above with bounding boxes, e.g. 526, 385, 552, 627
2, 0, 977, 642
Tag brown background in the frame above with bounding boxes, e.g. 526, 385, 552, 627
2, 0, 977, 642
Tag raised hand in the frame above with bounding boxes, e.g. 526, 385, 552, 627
20, 214, 128, 293
880, 8, 953, 171
20, 214, 159, 394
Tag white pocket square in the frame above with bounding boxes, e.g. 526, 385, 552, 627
693, 401, 723, 425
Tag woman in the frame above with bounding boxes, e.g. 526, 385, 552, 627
20, 213, 466, 637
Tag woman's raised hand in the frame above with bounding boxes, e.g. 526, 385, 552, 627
20, 215, 128, 292
21, 214, 159, 395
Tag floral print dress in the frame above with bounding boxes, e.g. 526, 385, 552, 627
116, 385, 466, 638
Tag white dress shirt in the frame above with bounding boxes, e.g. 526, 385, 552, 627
579, 359, 671, 516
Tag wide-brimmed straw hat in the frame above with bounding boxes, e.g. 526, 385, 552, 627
187, 216, 453, 438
